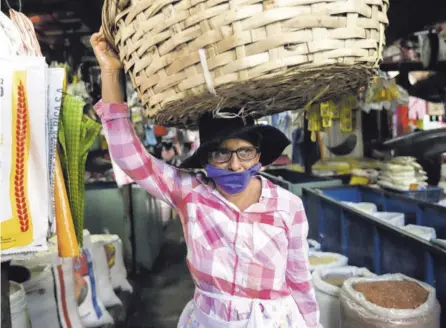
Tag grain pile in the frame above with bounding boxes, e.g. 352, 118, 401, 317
353, 280, 429, 309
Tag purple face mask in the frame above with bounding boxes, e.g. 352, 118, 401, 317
205, 163, 262, 194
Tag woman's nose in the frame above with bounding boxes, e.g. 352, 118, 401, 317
229, 154, 242, 171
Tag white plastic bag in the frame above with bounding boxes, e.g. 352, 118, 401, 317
340, 274, 441, 328
21, 258, 84, 328
313, 266, 375, 328
75, 249, 114, 327
371, 212, 405, 227
402, 225, 437, 241
10, 281, 30, 328
308, 239, 321, 252
90, 234, 133, 292
309, 251, 348, 272
342, 202, 378, 213
88, 238, 122, 306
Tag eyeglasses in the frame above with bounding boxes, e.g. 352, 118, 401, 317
208, 147, 259, 164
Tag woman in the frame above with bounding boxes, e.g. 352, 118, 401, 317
90, 31, 321, 328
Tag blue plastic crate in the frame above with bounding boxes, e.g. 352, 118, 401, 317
397, 186, 443, 203
260, 169, 342, 197
302, 185, 446, 326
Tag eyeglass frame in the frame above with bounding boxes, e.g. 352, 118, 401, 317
208, 146, 260, 164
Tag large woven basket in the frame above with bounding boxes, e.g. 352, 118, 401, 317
102, 0, 389, 128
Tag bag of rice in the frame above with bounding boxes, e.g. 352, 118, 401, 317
75, 249, 114, 327
20, 258, 84, 328
370, 212, 405, 227
309, 252, 348, 272
340, 274, 440, 328
313, 266, 375, 328
90, 234, 133, 292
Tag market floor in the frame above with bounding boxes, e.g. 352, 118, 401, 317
125, 219, 194, 328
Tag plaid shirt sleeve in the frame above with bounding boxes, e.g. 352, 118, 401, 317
94, 101, 198, 208
286, 205, 321, 328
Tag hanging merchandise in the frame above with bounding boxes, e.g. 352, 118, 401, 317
75, 248, 114, 327
340, 274, 441, 328
88, 237, 122, 307
0, 56, 50, 256
361, 75, 401, 113
313, 266, 375, 328
9, 281, 30, 328
47, 69, 66, 235
18, 258, 84, 328
0, 11, 26, 56
144, 125, 157, 147
58, 95, 101, 245
8, 9, 42, 56
308, 252, 348, 272
90, 234, 133, 293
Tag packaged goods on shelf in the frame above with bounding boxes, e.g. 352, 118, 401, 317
340, 274, 441, 328
313, 266, 375, 328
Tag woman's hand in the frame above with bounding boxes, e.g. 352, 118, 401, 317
90, 28, 122, 72
90, 28, 124, 103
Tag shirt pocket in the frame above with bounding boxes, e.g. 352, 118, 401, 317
190, 219, 226, 252
252, 222, 287, 265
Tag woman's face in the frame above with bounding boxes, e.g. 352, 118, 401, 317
208, 138, 260, 171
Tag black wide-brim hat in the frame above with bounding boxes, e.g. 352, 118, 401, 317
180, 112, 290, 169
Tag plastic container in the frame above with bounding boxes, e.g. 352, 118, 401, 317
9, 281, 29, 328
260, 168, 342, 197
302, 185, 446, 326
401, 187, 443, 203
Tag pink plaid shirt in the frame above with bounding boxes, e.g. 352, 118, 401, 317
95, 101, 320, 327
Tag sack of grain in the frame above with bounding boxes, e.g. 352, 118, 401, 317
309, 251, 348, 272
90, 234, 133, 293
9, 281, 30, 328
313, 266, 374, 328
342, 202, 378, 213
20, 258, 84, 328
340, 274, 441, 328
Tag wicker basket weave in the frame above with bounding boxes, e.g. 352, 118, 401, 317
102, 0, 388, 128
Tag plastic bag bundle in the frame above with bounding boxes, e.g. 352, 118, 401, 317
340, 274, 441, 328
313, 266, 375, 328
20, 258, 84, 328
75, 248, 114, 327
90, 234, 133, 293
9, 281, 30, 328
309, 252, 348, 272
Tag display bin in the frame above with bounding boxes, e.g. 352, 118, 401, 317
385, 186, 444, 203
260, 169, 342, 197
302, 185, 446, 326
